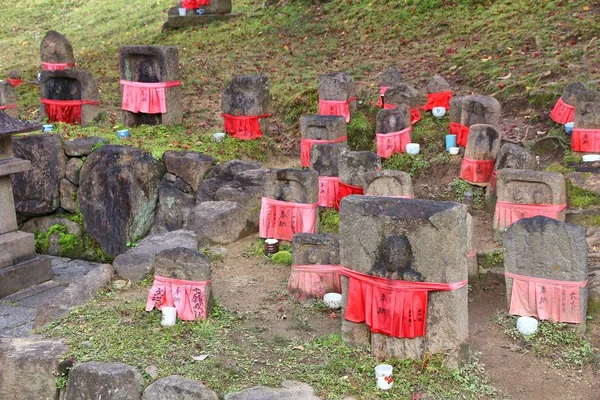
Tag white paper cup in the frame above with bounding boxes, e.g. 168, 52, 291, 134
516, 316, 538, 336
178, 8, 186, 16
323, 293, 342, 309
449, 146, 460, 155
375, 364, 394, 390
406, 143, 420, 155
161, 306, 177, 327
432, 106, 446, 118
213, 132, 226, 142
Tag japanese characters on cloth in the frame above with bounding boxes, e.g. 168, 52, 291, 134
120, 79, 181, 114
571, 128, 600, 153
376, 126, 412, 158
182, 0, 210, 8
0, 104, 17, 111
382, 103, 421, 125
318, 97, 356, 123
459, 157, 495, 184
6, 78, 22, 88
449, 122, 470, 147
549, 97, 575, 125
145, 275, 211, 321
504, 272, 587, 324
300, 136, 348, 167
422, 91, 453, 111
287, 264, 342, 301
40, 98, 100, 125
335, 181, 364, 210
341, 267, 467, 338
318, 176, 340, 208
493, 201, 566, 232
259, 197, 317, 242
222, 113, 269, 140
41, 62, 75, 71
376, 86, 390, 108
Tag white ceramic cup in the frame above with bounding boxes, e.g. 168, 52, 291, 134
178, 8, 186, 16
406, 143, 420, 155
432, 106, 446, 118
449, 146, 460, 155
323, 293, 342, 309
516, 316, 538, 336
375, 364, 394, 390
161, 306, 177, 327
213, 132, 226, 142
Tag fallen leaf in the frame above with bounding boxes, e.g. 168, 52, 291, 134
481, 56, 492, 62
449, 65, 457, 71
583, 5, 590, 11
537, 130, 547, 135
192, 354, 209, 361
292, 345, 304, 351
499, 72, 512, 80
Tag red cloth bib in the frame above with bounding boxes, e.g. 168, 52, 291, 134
222, 113, 269, 140
336, 181, 364, 210
459, 157, 495, 184
493, 201, 566, 232
287, 264, 341, 301
0, 104, 17, 111
318, 97, 356, 123
120, 79, 180, 114
505, 272, 586, 324
182, 0, 209, 8
145, 275, 210, 321
41, 62, 75, 71
6, 78, 22, 87
422, 91, 452, 111
410, 108, 421, 125
549, 97, 575, 125
376, 86, 390, 108
376, 126, 412, 158
449, 122, 470, 147
341, 267, 467, 338
41, 98, 100, 125
259, 197, 317, 242
318, 176, 340, 208
571, 128, 600, 153
300, 136, 347, 167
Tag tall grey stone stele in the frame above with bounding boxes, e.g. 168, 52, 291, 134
0, 112, 52, 298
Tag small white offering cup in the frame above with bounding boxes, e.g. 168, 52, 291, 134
161, 306, 177, 327
375, 364, 394, 390
213, 132, 226, 142
432, 106, 446, 118
323, 293, 342, 309
564, 122, 574, 135
178, 8, 187, 16
405, 143, 420, 155
42, 124, 54, 132
516, 316, 538, 336
449, 146, 460, 155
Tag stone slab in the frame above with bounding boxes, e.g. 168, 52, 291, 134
0, 303, 36, 332
0, 256, 53, 299
0, 158, 31, 177
164, 13, 240, 30
0, 231, 36, 269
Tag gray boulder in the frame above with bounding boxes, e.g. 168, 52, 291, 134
65, 157, 84, 185
163, 151, 215, 191
64, 362, 142, 400
40, 30, 75, 65
225, 381, 319, 400
151, 179, 196, 233
63, 137, 107, 157
142, 375, 218, 400
185, 201, 257, 246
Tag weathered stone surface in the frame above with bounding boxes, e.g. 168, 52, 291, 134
292, 233, 339, 265
164, 172, 193, 193
12, 134, 66, 215
0, 256, 52, 299
375, 105, 411, 134
40, 30, 75, 65
63, 137, 107, 157
466, 213, 478, 278
224, 381, 319, 400
21, 215, 82, 257
463, 124, 501, 160
568, 171, 600, 197
460, 94, 501, 128
163, 11, 238, 31
172, 0, 232, 14
383, 83, 426, 108
319, 71, 355, 101
155, 247, 211, 281
184, 201, 257, 246
65, 157, 83, 185
50, 257, 104, 284
64, 362, 142, 400
310, 142, 349, 177
380, 67, 402, 87
0, 303, 36, 333
449, 95, 464, 123
0, 177, 18, 235
221, 75, 270, 115
338, 151, 381, 187
0, 82, 18, 118
142, 375, 218, 400
0, 230, 35, 269
503, 216, 588, 326
205, 159, 263, 181
0, 338, 69, 400
363, 170, 414, 197
561, 81, 590, 106
163, 151, 215, 191
339, 196, 469, 360
7, 70, 21, 80
34, 263, 113, 328
426, 75, 451, 93
300, 115, 347, 140
59, 178, 78, 213
264, 169, 319, 204
574, 89, 600, 129
78, 145, 165, 257
494, 143, 537, 171
152, 179, 196, 233
113, 230, 197, 282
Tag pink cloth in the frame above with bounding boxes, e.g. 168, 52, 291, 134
459, 157, 495, 184
341, 267, 467, 338
572, 128, 600, 153
318, 97, 356, 123
300, 136, 347, 167
376, 86, 390, 108
336, 181, 364, 210
422, 91, 452, 111
182, 0, 209, 8
146, 275, 210, 321
120, 79, 181, 114
410, 107, 421, 125
287, 264, 342, 301
318, 176, 340, 208
376, 126, 412, 158
549, 97, 575, 125
259, 197, 317, 242
505, 272, 587, 324
41, 62, 75, 71
6, 78, 22, 87
223, 113, 269, 140
0, 104, 16, 111
493, 201, 566, 232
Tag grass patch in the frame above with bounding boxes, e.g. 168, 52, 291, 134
448, 178, 485, 208
485, 249, 504, 268
566, 180, 600, 209
320, 209, 340, 234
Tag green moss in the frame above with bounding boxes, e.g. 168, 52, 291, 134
566, 180, 600, 208
271, 251, 293, 266
319, 209, 340, 234
347, 110, 376, 152
545, 163, 573, 174
485, 249, 504, 267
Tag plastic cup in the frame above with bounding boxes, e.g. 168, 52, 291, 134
405, 143, 420, 155
445, 134, 457, 150
178, 8, 186, 16
432, 107, 446, 118
564, 122, 574, 135
42, 124, 54, 132
213, 132, 226, 142
161, 306, 177, 327
449, 146, 460, 155
117, 129, 130, 139
375, 364, 394, 390
323, 293, 342, 309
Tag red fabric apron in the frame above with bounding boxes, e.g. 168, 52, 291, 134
300, 136, 347, 167
549, 97, 575, 125
40, 98, 100, 125
222, 113, 269, 140
571, 128, 600, 153
145, 275, 210, 321
41, 62, 75, 71
287, 264, 342, 301
449, 122, 470, 147
341, 267, 467, 338
259, 197, 317, 242
0, 104, 17, 111
376, 126, 412, 158
120, 79, 180, 114
384, 103, 420, 125
318, 176, 340, 208
318, 97, 356, 123
505, 272, 587, 324
422, 91, 452, 111
336, 181, 364, 210
493, 201, 566, 232
6, 78, 23, 87
376, 86, 390, 108
182, 0, 210, 8
459, 157, 495, 184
